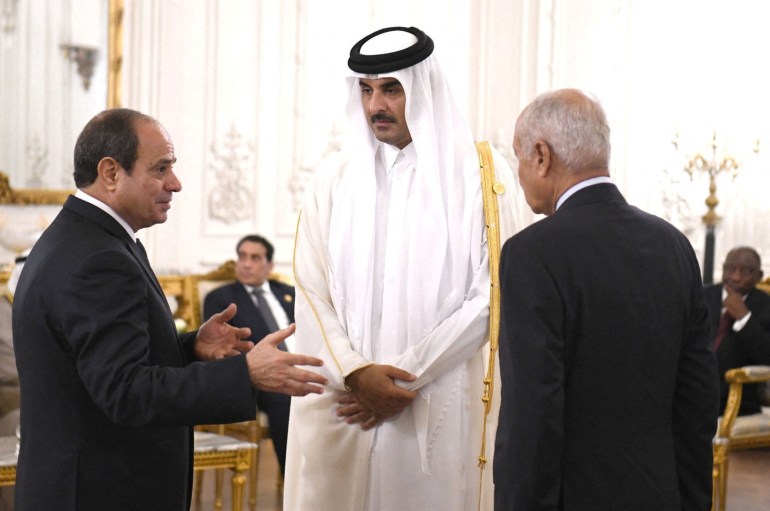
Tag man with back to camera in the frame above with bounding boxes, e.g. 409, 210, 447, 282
284, 26, 520, 510
494, 89, 719, 510
706, 246, 770, 415
203, 234, 295, 474
12, 108, 327, 511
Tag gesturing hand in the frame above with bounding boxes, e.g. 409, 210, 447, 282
246, 324, 328, 396
344, 364, 417, 421
195, 303, 254, 360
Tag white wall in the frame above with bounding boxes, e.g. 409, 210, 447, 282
4, 0, 770, 277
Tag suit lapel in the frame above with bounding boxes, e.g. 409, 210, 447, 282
269, 282, 295, 322
128, 240, 169, 311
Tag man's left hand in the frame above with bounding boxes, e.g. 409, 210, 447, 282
337, 393, 381, 430
195, 303, 254, 360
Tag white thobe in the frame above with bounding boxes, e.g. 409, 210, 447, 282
284, 141, 521, 511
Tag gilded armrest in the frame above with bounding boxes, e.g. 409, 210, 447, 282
725, 365, 770, 384
718, 366, 770, 439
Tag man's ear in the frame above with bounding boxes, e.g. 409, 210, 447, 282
96, 157, 119, 191
534, 140, 551, 177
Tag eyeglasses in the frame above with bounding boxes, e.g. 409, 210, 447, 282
722, 264, 759, 277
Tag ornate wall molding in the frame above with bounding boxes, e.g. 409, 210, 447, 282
207, 123, 254, 224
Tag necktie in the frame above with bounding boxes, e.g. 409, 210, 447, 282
135, 239, 150, 264
252, 288, 287, 351
712, 311, 734, 351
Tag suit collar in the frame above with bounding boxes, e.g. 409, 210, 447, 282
64, 195, 167, 303
556, 176, 612, 211
73, 190, 136, 241
556, 182, 626, 213
64, 195, 134, 245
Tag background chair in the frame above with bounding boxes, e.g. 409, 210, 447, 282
712, 276, 770, 511
188, 261, 281, 511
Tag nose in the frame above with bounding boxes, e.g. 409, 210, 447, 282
166, 169, 182, 192
367, 90, 387, 113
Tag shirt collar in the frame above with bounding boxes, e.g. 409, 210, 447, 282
244, 281, 272, 295
75, 189, 136, 241
555, 176, 612, 211
379, 141, 417, 174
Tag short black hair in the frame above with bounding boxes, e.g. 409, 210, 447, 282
73, 108, 155, 188
236, 235, 275, 262
728, 246, 762, 269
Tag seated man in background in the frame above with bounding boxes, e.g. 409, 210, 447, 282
706, 246, 770, 415
203, 234, 294, 474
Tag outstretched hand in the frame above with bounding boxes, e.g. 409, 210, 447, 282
195, 303, 254, 361
246, 324, 328, 396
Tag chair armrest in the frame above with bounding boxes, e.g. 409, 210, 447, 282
725, 366, 770, 384
718, 365, 770, 440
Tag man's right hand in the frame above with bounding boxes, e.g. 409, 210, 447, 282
344, 364, 417, 420
245, 324, 328, 396
724, 285, 750, 321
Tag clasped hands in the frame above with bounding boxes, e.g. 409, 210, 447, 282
336, 364, 417, 430
194, 303, 328, 396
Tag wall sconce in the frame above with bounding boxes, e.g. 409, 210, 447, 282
60, 45, 99, 91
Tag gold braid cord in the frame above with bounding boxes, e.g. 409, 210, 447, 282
475, 141, 503, 508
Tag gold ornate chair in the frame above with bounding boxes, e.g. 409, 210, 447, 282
189, 261, 286, 510
712, 276, 770, 511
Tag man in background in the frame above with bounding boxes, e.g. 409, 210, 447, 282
285, 26, 519, 511
12, 108, 326, 511
706, 246, 770, 415
494, 89, 718, 510
204, 234, 294, 474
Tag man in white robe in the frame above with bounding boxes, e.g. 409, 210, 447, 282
284, 26, 520, 511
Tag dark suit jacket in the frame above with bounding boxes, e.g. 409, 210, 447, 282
494, 184, 719, 511
12, 196, 257, 511
203, 280, 295, 473
705, 284, 770, 415
203, 281, 295, 343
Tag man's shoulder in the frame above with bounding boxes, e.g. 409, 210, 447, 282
269, 280, 295, 294
748, 287, 770, 308
204, 281, 240, 302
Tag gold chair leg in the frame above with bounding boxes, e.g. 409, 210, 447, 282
248, 419, 260, 510
214, 468, 224, 509
231, 470, 247, 511
718, 457, 729, 511
712, 439, 729, 511
193, 469, 204, 501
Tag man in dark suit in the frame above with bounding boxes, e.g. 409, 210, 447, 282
204, 234, 294, 474
494, 89, 719, 510
12, 108, 327, 511
706, 246, 770, 415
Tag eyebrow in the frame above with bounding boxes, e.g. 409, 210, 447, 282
359, 79, 402, 90
152, 156, 177, 167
